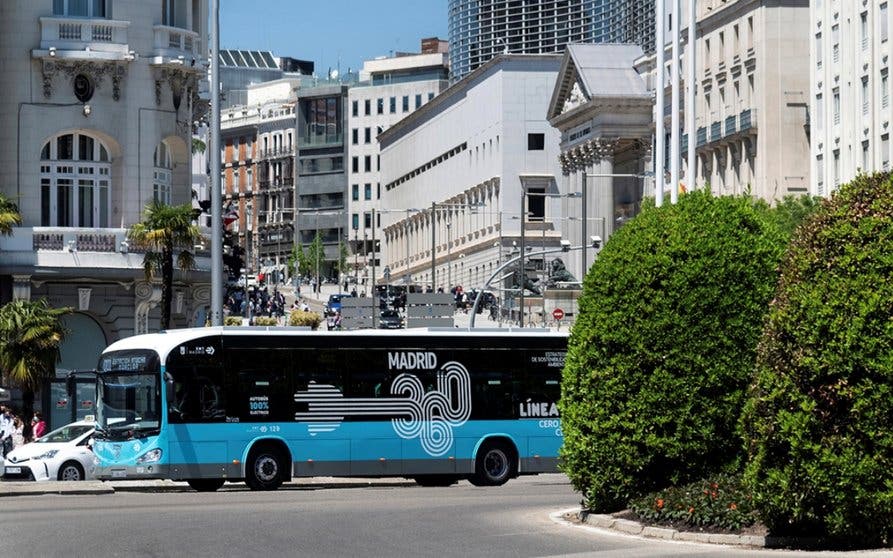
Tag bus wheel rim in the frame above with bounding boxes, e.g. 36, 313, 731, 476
484, 449, 507, 479
255, 455, 278, 482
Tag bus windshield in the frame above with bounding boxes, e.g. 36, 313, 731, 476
95, 350, 161, 440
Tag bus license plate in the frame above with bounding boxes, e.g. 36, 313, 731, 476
111, 470, 127, 478
4, 467, 21, 474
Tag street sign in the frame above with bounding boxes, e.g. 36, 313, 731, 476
552, 308, 565, 321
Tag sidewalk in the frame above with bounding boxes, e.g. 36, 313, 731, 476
0, 476, 414, 497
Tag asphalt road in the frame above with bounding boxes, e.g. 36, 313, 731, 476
0, 475, 885, 558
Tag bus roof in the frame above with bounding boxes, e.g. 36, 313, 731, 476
101, 327, 568, 363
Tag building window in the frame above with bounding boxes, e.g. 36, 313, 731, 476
352, 128, 358, 145
351, 184, 359, 201
302, 96, 342, 145
364, 183, 372, 200
883, 134, 891, 170
389, 97, 396, 114
352, 213, 359, 230
351, 157, 359, 173
815, 93, 824, 131
428, 92, 434, 102
833, 150, 840, 187
862, 140, 870, 170
883, 3, 890, 43
415, 94, 422, 109
833, 88, 840, 125
153, 141, 172, 205
364, 127, 371, 144
862, 76, 870, 116
882, 68, 890, 109
816, 154, 824, 195
161, 0, 186, 28
527, 133, 545, 150
376, 183, 380, 199
40, 132, 111, 228
862, 12, 870, 51
54, 0, 108, 17
832, 24, 839, 63
364, 99, 371, 116
352, 100, 358, 117
364, 155, 371, 172
377, 98, 384, 114
402, 95, 409, 112
815, 32, 822, 68
364, 212, 372, 229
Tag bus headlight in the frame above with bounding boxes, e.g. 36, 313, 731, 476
136, 449, 162, 464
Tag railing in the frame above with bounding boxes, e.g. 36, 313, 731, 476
299, 132, 344, 147
152, 25, 200, 59
739, 109, 756, 131
710, 121, 723, 142
696, 126, 707, 147
39, 17, 130, 54
258, 147, 296, 159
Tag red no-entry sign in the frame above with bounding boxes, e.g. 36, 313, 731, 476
552, 308, 565, 321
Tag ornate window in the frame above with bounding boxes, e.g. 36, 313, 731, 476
40, 132, 110, 228
153, 141, 172, 205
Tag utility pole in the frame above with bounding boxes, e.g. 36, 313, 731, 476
209, 0, 222, 325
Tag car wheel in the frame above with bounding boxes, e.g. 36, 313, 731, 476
187, 478, 226, 492
58, 461, 85, 481
469, 440, 516, 487
245, 446, 287, 491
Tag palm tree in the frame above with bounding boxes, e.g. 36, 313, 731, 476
0, 299, 70, 439
0, 192, 22, 236
128, 201, 204, 330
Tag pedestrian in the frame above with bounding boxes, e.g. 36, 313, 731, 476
32, 411, 47, 439
11, 417, 24, 450
0, 406, 13, 458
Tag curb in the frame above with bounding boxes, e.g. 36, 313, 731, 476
1, 478, 415, 497
576, 510, 768, 548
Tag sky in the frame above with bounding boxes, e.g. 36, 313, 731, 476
219, 0, 449, 77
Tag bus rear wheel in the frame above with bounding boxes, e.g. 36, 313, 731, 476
413, 475, 459, 487
187, 478, 225, 492
469, 441, 516, 487
245, 446, 287, 491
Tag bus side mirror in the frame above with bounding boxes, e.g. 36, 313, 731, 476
164, 372, 175, 406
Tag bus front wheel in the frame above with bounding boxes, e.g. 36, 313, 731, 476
469, 441, 516, 487
187, 478, 225, 492
245, 446, 287, 491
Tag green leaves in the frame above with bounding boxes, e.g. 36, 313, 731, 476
743, 172, 893, 546
560, 190, 789, 512
0, 192, 22, 236
0, 299, 71, 390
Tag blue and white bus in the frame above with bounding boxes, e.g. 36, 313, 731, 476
91, 327, 566, 491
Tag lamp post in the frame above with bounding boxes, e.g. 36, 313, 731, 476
446, 221, 452, 291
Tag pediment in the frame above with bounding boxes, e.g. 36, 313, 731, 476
561, 80, 588, 115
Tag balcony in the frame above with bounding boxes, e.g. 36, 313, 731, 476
258, 146, 296, 160
725, 114, 737, 136
35, 17, 131, 59
696, 126, 707, 147
151, 25, 200, 65
710, 121, 723, 142
739, 109, 757, 132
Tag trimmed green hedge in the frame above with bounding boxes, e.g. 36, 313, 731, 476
560, 190, 787, 512
288, 310, 321, 330
742, 173, 893, 546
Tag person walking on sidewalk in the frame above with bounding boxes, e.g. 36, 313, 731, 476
0, 405, 13, 458
32, 411, 47, 440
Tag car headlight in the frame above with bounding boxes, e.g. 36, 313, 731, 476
34, 450, 59, 460
136, 448, 162, 464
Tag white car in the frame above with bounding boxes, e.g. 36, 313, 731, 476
2, 420, 95, 481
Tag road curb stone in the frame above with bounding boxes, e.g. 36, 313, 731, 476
579, 511, 767, 548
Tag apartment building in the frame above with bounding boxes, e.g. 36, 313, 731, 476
346, 41, 450, 282
811, 0, 893, 194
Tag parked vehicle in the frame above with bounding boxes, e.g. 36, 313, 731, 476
324, 294, 352, 316
378, 309, 404, 329
2, 420, 95, 481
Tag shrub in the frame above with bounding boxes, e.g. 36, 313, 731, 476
252, 316, 279, 326
224, 316, 243, 326
629, 473, 757, 532
742, 172, 893, 546
560, 190, 787, 512
288, 310, 321, 330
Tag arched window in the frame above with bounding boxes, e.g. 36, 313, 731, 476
40, 132, 110, 227
153, 141, 172, 205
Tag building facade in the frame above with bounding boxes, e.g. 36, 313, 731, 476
346, 44, 450, 287
593, 0, 655, 54
378, 54, 566, 300
0, 0, 209, 423
638, 0, 811, 201
811, 0, 893, 195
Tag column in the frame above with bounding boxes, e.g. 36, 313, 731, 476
11, 275, 31, 301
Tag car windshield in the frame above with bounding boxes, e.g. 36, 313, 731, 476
95, 350, 162, 440
36, 424, 92, 444
381, 310, 399, 318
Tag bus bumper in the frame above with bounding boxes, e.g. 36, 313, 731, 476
94, 464, 170, 480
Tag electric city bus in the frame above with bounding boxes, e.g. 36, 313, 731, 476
91, 327, 567, 491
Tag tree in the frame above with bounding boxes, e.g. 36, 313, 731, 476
742, 172, 893, 545
0, 299, 70, 439
308, 231, 325, 280
191, 137, 206, 154
127, 201, 204, 330
560, 191, 787, 512
336, 240, 349, 276
0, 192, 22, 236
